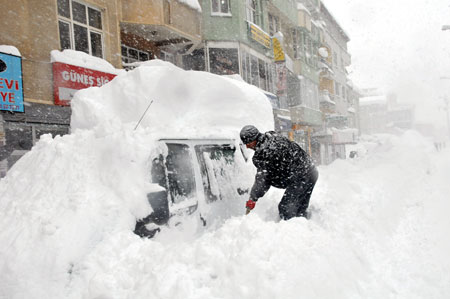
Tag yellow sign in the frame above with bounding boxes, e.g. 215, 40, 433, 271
273, 37, 285, 62
249, 24, 271, 48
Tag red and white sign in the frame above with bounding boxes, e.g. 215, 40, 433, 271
53, 62, 116, 106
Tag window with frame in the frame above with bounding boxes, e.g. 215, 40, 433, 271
209, 48, 239, 75
246, 0, 261, 26
268, 13, 280, 36
211, 0, 231, 15
121, 45, 151, 64
160, 51, 176, 65
240, 51, 274, 93
57, 0, 104, 58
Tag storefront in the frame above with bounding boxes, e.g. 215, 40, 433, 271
0, 103, 71, 175
0, 48, 118, 177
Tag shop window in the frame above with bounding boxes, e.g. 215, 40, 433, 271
209, 48, 239, 75
258, 59, 267, 91
211, 0, 231, 15
240, 51, 274, 93
57, 0, 104, 58
183, 49, 205, 71
241, 51, 250, 82
121, 45, 152, 68
160, 51, 176, 65
250, 55, 259, 86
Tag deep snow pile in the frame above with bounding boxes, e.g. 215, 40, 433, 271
0, 60, 449, 298
0, 60, 273, 299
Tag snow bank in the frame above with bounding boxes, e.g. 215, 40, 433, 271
0, 60, 274, 298
0, 45, 21, 56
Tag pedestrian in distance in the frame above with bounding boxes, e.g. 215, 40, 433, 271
240, 125, 319, 220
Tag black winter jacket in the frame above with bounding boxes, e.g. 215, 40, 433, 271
249, 131, 315, 201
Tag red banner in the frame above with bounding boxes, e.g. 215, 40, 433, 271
53, 62, 116, 106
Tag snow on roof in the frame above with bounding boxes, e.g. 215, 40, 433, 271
71, 59, 274, 139
0, 45, 21, 56
176, 0, 202, 12
51, 50, 124, 75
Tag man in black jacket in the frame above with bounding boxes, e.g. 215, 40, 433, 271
240, 125, 319, 220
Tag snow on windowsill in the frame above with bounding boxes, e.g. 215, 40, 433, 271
211, 12, 232, 17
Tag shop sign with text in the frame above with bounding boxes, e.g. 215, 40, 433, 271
53, 62, 116, 106
0, 52, 24, 112
248, 23, 271, 48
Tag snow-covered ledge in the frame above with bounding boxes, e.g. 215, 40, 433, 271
0, 45, 21, 56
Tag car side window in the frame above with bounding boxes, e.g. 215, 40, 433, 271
165, 143, 196, 204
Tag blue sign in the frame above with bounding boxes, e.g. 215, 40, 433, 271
0, 52, 24, 112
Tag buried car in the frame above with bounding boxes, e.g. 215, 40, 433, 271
134, 138, 253, 238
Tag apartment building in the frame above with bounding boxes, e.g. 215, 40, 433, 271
315, 2, 357, 164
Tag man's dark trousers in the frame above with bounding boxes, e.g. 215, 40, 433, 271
278, 167, 319, 220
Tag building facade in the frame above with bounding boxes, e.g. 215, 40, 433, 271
0, 0, 202, 175
1, 0, 360, 174
314, 3, 358, 164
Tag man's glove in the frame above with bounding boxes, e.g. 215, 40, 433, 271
245, 199, 256, 214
